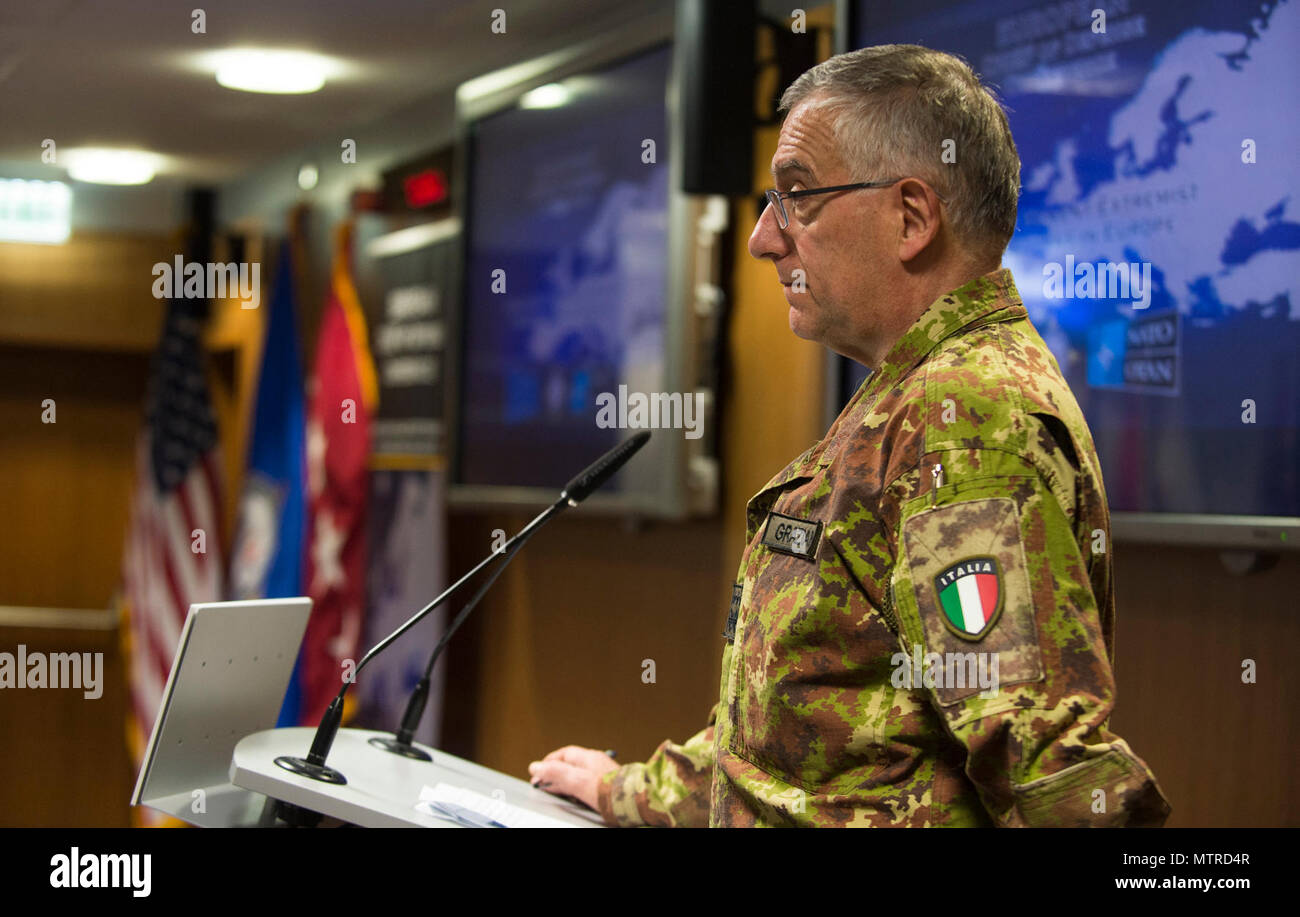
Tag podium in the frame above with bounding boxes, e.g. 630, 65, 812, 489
131, 600, 604, 827
231, 727, 604, 828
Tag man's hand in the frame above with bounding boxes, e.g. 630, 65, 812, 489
528, 745, 620, 812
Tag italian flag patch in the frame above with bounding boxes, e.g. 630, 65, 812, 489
934, 556, 1003, 641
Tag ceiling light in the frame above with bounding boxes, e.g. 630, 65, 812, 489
519, 83, 571, 109
63, 148, 162, 185
213, 49, 333, 94
298, 162, 319, 191
0, 179, 72, 244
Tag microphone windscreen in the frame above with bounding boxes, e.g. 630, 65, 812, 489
560, 431, 651, 504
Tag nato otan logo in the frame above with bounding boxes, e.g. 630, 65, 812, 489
934, 556, 1003, 640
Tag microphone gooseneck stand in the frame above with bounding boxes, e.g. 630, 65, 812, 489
271, 431, 652, 798
368, 429, 653, 761
273, 496, 567, 786
367, 511, 540, 761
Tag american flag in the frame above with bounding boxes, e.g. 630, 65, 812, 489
121, 295, 226, 786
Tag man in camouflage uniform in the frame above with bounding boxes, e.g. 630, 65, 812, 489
530, 45, 1171, 827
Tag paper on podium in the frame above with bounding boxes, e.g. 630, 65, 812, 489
418, 783, 580, 828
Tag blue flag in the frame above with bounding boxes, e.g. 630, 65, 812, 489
229, 242, 307, 726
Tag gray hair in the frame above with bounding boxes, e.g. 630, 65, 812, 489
779, 45, 1020, 257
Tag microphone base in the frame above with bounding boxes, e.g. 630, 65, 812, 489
272, 800, 324, 828
368, 736, 433, 762
274, 754, 347, 785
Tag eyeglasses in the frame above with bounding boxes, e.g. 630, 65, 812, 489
763, 179, 900, 229
764, 177, 952, 229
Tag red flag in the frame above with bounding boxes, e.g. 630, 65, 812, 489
300, 221, 379, 724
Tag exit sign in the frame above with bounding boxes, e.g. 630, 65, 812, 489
403, 169, 448, 208
382, 148, 454, 216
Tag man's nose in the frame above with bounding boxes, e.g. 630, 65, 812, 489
748, 199, 789, 261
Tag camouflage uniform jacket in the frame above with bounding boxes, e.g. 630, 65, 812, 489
596, 268, 1172, 827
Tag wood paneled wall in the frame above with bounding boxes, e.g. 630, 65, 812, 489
0, 621, 132, 826
0, 232, 262, 826
1109, 545, 1300, 827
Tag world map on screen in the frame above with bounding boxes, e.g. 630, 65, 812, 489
858, 0, 1299, 515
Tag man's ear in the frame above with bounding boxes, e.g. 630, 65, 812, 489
897, 178, 943, 263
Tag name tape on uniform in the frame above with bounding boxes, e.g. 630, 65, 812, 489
761, 512, 823, 560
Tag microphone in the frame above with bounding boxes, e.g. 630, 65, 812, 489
560, 431, 651, 505
370, 429, 652, 760
273, 431, 651, 785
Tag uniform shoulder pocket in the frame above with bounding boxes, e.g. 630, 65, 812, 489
891, 493, 1044, 707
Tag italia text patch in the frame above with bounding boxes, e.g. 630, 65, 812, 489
761, 512, 822, 560
934, 556, 1003, 641
899, 497, 1043, 704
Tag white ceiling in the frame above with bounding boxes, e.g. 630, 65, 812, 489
0, 0, 665, 185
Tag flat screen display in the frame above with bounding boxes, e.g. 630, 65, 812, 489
459, 44, 672, 492
851, 0, 1300, 519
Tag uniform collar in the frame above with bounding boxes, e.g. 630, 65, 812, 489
865, 267, 1026, 398
751, 268, 1026, 498
811, 267, 1024, 473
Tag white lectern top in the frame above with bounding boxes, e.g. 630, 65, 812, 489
232, 727, 604, 828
